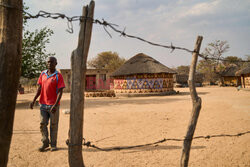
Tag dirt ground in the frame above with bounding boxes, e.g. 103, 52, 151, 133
8, 87, 250, 167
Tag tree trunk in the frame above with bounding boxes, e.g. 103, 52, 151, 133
0, 0, 23, 166
180, 36, 203, 167
68, 1, 95, 167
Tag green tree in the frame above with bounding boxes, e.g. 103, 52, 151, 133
175, 65, 190, 75
223, 56, 243, 67
87, 51, 126, 72
22, 4, 55, 79
197, 59, 218, 83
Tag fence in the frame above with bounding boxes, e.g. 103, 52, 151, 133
0, 1, 249, 167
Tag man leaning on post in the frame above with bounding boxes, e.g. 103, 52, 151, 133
30, 56, 65, 152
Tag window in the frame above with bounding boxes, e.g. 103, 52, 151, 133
100, 74, 106, 81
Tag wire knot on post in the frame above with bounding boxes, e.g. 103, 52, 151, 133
65, 139, 83, 146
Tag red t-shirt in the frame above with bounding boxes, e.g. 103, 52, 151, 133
37, 70, 65, 105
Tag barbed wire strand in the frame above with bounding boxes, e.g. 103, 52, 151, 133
93, 19, 250, 63
2, 3, 250, 152
1, 3, 250, 63
65, 131, 250, 151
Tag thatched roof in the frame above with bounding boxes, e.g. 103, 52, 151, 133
111, 53, 176, 76
236, 66, 250, 75
221, 65, 240, 77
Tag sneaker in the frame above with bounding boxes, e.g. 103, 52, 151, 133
38, 143, 49, 152
51, 146, 57, 151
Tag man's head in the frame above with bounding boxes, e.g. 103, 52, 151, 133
47, 56, 57, 71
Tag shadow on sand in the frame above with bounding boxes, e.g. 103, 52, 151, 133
15, 90, 209, 110
12, 130, 40, 135
60, 95, 190, 109
57, 144, 205, 153
175, 91, 209, 96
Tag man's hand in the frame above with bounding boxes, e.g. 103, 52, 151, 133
30, 101, 35, 109
50, 105, 57, 113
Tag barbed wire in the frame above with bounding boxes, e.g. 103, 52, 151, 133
66, 131, 250, 151
94, 19, 250, 63
1, 3, 250, 63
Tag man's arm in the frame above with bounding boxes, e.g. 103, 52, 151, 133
50, 88, 64, 113
30, 85, 41, 109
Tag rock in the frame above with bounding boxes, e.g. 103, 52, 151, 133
62, 109, 70, 114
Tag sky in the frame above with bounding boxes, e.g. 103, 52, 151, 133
24, 0, 250, 69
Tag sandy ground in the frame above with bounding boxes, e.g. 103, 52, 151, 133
8, 87, 250, 167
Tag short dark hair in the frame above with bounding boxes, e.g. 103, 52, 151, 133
48, 56, 57, 63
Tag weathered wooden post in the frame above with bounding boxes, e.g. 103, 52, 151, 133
0, 0, 23, 166
68, 1, 95, 167
180, 36, 203, 167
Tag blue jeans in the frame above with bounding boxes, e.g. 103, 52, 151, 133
40, 104, 60, 147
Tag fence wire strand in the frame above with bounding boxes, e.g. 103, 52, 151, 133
1, 3, 250, 63
2, 2, 250, 153
65, 131, 250, 151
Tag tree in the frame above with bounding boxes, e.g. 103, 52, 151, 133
87, 51, 126, 72
22, 28, 55, 79
242, 55, 250, 69
175, 65, 190, 75
197, 59, 218, 84
197, 40, 230, 84
203, 40, 229, 64
22, 5, 55, 79
223, 56, 243, 67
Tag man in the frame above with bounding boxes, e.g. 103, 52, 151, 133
30, 56, 65, 152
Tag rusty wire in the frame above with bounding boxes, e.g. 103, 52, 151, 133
2, 3, 250, 152
65, 131, 250, 151
1, 3, 250, 63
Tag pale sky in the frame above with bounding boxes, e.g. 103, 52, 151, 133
24, 0, 250, 69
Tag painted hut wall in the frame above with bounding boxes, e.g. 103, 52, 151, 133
242, 74, 250, 88
85, 69, 111, 90
59, 69, 111, 92
113, 73, 174, 93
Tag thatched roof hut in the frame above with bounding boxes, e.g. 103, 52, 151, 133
236, 66, 250, 88
236, 66, 250, 76
174, 73, 204, 87
111, 53, 176, 77
220, 65, 241, 86
221, 65, 240, 77
174, 74, 189, 85
111, 53, 177, 96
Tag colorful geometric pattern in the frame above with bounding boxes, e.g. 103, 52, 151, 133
113, 73, 174, 93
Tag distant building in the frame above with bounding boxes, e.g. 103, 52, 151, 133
236, 66, 250, 88
59, 69, 111, 92
221, 65, 241, 86
111, 53, 177, 96
174, 73, 204, 87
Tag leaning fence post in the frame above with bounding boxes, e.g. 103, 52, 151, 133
0, 1, 23, 166
180, 36, 203, 167
68, 1, 95, 167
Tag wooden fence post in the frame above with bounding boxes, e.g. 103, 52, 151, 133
0, 0, 23, 166
180, 36, 203, 167
68, 1, 95, 167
